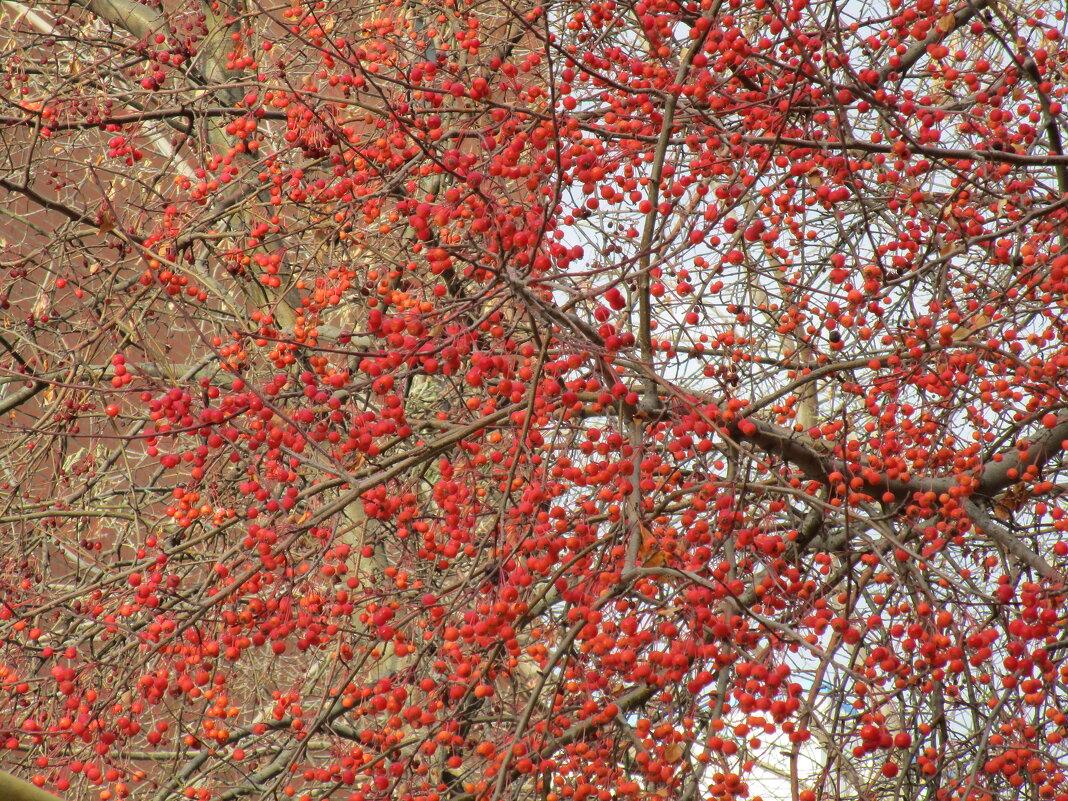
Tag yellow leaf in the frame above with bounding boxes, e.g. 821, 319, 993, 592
952, 312, 991, 342
638, 523, 669, 566
644, 550, 669, 567
936, 12, 955, 32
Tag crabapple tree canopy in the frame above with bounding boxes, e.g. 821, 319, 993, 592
1, 0, 1068, 798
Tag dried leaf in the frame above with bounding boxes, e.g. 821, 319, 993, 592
994, 483, 1032, 521
936, 12, 955, 32
644, 549, 669, 567
32, 287, 51, 319
952, 312, 991, 342
664, 742, 684, 764
638, 523, 669, 566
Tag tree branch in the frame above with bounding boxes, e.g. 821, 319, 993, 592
0, 770, 63, 801
962, 499, 1054, 578
69, 0, 163, 39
